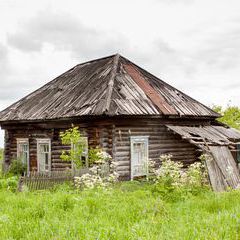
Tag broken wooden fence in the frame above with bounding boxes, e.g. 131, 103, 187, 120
18, 163, 110, 191
18, 169, 89, 191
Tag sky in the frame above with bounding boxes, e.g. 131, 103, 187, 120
0, 0, 240, 147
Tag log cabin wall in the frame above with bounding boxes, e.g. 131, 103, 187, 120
114, 120, 198, 180
2, 122, 113, 172
2, 117, 207, 176
4, 128, 54, 171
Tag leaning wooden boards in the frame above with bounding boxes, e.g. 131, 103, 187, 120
206, 146, 240, 191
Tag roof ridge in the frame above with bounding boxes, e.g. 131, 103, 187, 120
102, 54, 120, 114
74, 54, 117, 68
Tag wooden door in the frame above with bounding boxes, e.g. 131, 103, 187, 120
130, 136, 149, 180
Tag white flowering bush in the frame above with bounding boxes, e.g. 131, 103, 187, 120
107, 171, 119, 184
185, 162, 207, 187
107, 161, 119, 183
88, 147, 112, 166
148, 158, 156, 174
74, 154, 119, 190
151, 154, 208, 192
95, 151, 112, 164
153, 154, 183, 188
74, 173, 106, 190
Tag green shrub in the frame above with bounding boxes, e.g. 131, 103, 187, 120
150, 154, 209, 201
154, 154, 183, 189
8, 159, 27, 176
0, 176, 18, 192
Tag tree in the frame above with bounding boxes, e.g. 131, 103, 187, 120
213, 105, 240, 130
60, 126, 86, 169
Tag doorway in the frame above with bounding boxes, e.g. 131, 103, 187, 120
130, 136, 149, 180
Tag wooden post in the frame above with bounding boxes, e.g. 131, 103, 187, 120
18, 177, 24, 192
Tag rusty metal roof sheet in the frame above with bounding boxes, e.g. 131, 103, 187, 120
0, 54, 220, 122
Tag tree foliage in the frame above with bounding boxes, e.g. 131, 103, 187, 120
213, 105, 240, 130
8, 159, 27, 176
60, 126, 86, 169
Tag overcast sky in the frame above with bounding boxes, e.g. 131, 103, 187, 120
0, 0, 240, 147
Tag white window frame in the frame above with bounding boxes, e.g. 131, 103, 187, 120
81, 136, 89, 167
17, 138, 29, 172
130, 136, 149, 180
37, 138, 51, 172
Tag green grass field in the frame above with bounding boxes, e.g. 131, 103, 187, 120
0, 182, 240, 240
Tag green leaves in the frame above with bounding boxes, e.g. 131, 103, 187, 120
8, 159, 27, 176
213, 105, 240, 130
60, 126, 81, 145
60, 126, 86, 169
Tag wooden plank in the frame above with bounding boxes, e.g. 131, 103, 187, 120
204, 154, 228, 192
209, 146, 240, 189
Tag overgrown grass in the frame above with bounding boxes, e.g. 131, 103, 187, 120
0, 182, 240, 239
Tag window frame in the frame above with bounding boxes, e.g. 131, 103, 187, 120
37, 138, 51, 173
72, 136, 88, 169
17, 138, 29, 172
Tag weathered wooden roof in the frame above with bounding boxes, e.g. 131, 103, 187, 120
167, 125, 240, 148
0, 54, 220, 122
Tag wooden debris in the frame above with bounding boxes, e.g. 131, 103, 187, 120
167, 125, 240, 147
209, 146, 240, 189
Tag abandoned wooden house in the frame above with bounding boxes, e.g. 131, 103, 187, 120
0, 54, 240, 190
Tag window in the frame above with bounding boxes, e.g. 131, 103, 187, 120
37, 139, 51, 172
72, 137, 88, 168
81, 137, 88, 166
17, 138, 29, 170
130, 136, 149, 180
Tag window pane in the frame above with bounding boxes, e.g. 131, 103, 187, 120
44, 145, 49, 152
18, 143, 28, 165
133, 142, 145, 164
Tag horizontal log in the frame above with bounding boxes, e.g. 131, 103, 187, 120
117, 166, 130, 171
116, 136, 181, 142
117, 160, 130, 167
52, 163, 71, 168
116, 143, 195, 152
117, 170, 130, 176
